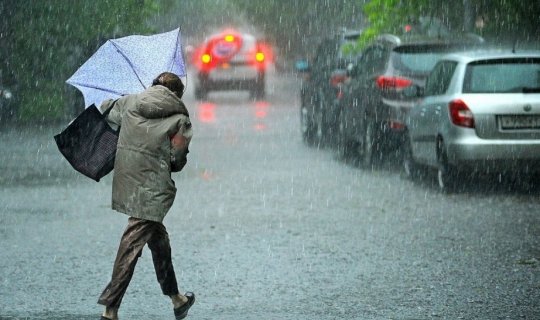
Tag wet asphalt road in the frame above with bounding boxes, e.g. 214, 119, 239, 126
1, 71, 539, 320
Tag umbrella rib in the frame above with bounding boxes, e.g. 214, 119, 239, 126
68, 81, 126, 96
169, 28, 181, 73
109, 40, 147, 90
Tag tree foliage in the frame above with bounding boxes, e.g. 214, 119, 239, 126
0, 0, 157, 121
360, 0, 540, 49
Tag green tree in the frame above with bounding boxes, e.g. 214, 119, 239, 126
360, 0, 540, 50
0, 0, 158, 122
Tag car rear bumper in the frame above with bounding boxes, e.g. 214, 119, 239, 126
448, 137, 540, 171
198, 68, 264, 91
205, 65, 261, 81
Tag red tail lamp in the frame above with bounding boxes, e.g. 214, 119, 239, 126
376, 76, 412, 90
449, 99, 475, 128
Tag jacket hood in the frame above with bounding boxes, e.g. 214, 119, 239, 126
136, 85, 189, 119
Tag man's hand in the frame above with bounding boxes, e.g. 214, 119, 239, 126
170, 133, 190, 172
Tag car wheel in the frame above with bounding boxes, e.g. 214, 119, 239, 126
194, 85, 208, 100
251, 74, 266, 100
300, 104, 315, 145
359, 120, 378, 169
315, 107, 324, 144
437, 141, 459, 193
336, 110, 353, 159
402, 135, 420, 180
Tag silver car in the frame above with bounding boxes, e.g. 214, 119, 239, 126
404, 51, 540, 192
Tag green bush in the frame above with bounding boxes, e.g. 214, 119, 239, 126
18, 85, 65, 122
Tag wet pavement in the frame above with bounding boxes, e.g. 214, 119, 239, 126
1, 72, 539, 319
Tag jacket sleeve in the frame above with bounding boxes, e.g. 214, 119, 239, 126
170, 115, 193, 172
99, 98, 126, 127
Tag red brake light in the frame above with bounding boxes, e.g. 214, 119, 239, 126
376, 76, 412, 89
449, 99, 475, 128
330, 74, 347, 87
388, 120, 406, 130
255, 52, 265, 62
201, 53, 212, 64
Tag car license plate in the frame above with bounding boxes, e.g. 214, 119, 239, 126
499, 115, 540, 129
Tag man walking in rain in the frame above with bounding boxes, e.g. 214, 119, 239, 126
97, 72, 195, 320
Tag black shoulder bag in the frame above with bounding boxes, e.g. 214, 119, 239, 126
54, 101, 119, 182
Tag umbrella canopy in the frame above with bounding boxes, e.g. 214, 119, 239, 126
67, 28, 186, 108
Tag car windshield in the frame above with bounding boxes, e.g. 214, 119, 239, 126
463, 58, 540, 93
392, 44, 467, 74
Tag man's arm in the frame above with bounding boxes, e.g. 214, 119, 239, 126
170, 116, 193, 172
99, 98, 124, 127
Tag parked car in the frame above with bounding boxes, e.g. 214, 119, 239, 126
192, 29, 273, 100
296, 29, 362, 146
403, 50, 540, 192
336, 32, 485, 167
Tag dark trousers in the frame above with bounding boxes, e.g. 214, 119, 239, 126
98, 217, 179, 308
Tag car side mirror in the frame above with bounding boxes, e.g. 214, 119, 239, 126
295, 59, 310, 73
403, 85, 424, 98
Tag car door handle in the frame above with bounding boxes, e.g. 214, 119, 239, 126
435, 106, 442, 115
420, 107, 427, 117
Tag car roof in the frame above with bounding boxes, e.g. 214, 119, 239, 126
206, 29, 257, 41
440, 50, 540, 63
374, 33, 485, 48
342, 30, 362, 40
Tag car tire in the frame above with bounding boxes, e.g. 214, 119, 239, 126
307, 94, 326, 147
437, 141, 459, 193
314, 105, 324, 145
337, 110, 353, 159
300, 104, 316, 146
402, 135, 421, 180
251, 74, 266, 100
194, 85, 208, 100
359, 120, 379, 169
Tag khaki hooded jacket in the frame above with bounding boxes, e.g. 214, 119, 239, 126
100, 85, 193, 222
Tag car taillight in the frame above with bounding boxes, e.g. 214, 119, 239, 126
330, 74, 347, 87
388, 120, 406, 130
201, 53, 212, 64
376, 76, 412, 89
255, 52, 265, 62
449, 99, 475, 128
251, 42, 273, 70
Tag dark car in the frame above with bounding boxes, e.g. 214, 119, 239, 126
296, 30, 362, 146
336, 33, 484, 167
192, 29, 273, 100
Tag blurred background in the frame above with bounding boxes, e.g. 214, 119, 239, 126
0, 0, 539, 123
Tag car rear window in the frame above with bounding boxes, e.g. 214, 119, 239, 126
392, 44, 467, 74
463, 58, 540, 93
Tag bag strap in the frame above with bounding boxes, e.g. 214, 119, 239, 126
102, 99, 118, 117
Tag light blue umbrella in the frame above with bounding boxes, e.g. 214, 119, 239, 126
67, 28, 186, 108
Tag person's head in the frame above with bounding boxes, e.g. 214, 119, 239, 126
152, 72, 184, 98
